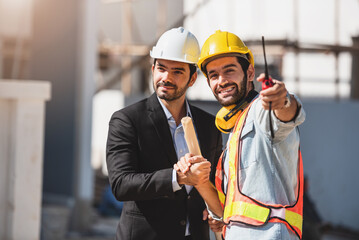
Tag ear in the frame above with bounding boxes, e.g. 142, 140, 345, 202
247, 64, 255, 82
151, 64, 155, 73
188, 71, 197, 87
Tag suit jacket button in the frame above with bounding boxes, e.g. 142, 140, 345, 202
187, 195, 191, 200
180, 220, 186, 226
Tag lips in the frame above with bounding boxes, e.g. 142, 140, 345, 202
217, 86, 236, 97
218, 86, 234, 94
158, 82, 175, 88
158, 86, 175, 92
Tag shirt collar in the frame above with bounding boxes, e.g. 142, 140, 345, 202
157, 96, 192, 120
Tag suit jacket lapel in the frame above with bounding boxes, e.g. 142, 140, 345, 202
147, 93, 178, 165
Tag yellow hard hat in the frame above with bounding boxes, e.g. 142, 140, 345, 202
198, 30, 254, 77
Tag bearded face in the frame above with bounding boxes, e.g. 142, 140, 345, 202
206, 57, 250, 106
212, 76, 247, 106
152, 59, 193, 101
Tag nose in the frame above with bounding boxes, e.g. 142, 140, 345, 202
218, 75, 228, 86
162, 71, 172, 82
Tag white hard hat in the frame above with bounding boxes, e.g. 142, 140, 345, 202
150, 27, 200, 65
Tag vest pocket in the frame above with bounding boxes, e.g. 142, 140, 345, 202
239, 120, 257, 169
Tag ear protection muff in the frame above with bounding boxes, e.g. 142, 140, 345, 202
215, 103, 248, 133
215, 90, 258, 133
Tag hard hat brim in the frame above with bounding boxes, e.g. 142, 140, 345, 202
150, 51, 198, 65
199, 52, 251, 75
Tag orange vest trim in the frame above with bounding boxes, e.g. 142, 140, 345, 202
215, 101, 304, 239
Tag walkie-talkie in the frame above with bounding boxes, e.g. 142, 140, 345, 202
262, 36, 275, 139
262, 36, 274, 90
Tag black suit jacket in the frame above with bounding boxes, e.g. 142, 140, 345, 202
106, 93, 223, 240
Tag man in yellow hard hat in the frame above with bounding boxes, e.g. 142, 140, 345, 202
175, 30, 306, 240
106, 27, 223, 240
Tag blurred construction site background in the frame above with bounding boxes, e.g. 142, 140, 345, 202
1, 0, 359, 239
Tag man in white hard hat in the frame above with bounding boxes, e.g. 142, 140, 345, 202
106, 27, 223, 240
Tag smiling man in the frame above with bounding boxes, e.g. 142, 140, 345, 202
175, 30, 306, 240
106, 27, 223, 240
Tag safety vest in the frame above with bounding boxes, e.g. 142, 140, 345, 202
215, 101, 304, 239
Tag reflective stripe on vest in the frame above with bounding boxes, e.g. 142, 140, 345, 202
215, 100, 304, 239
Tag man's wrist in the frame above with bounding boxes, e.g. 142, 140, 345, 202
283, 92, 291, 108
194, 181, 211, 190
172, 169, 182, 192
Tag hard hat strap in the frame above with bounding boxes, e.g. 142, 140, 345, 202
223, 90, 258, 122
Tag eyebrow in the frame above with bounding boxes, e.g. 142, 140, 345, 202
156, 62, 186, 72
223, 64, 238, 69
208, 63, 238, 75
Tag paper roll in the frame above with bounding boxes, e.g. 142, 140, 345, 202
181, 116, 222, 240
181, 116, 202, 156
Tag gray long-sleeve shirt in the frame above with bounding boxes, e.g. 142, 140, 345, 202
223, 95, 306, 240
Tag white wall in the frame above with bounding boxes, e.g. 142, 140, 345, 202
0, 0, 33, 38
99, 0, 184, 44
91, 90, 124, 176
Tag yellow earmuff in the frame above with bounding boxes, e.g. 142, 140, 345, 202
215, 90, 258, 133
215, 104, 247, 133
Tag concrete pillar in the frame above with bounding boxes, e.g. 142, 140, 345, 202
72, 0, 98, 231
0, 80, 51, 240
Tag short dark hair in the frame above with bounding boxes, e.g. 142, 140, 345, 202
236, 57, 249, 76
236, 57, 254, 90
153, 59, 197, 80
188, 64, 197, 79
